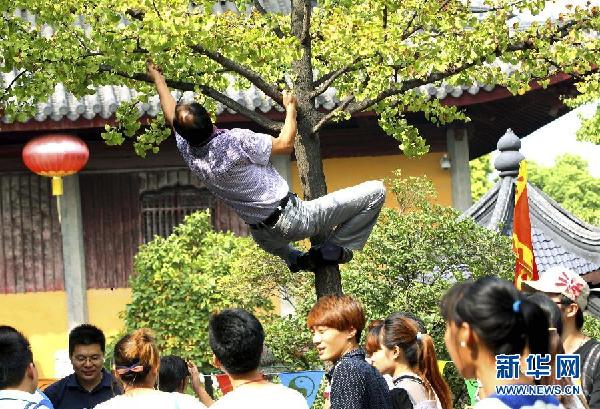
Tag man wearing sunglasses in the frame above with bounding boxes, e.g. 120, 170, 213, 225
44, 325, 122, 409
523, 266, 600, 408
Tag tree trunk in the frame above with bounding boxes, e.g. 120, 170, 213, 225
290, 0, 344, 298
314, 265, 344, 298
294, 120, 344, 297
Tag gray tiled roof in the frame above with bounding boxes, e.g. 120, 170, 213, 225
528, 184, 600, 272
532, 226, 600, 275
462, 128, 600, 276
0, 4, 503, 125
462, 179, 600, 275
0, 71, 499, 125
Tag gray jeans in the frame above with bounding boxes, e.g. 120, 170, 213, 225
250, 180, 386, 265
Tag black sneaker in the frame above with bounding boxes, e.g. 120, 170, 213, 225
310, 244, 354, 266
289, 251, 317, 272
338, 247, 353, 264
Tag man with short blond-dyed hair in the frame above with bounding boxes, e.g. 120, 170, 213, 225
308, 295, 392, 409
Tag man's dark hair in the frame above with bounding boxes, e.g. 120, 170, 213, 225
159, 355, 189, 393
209, 309, 264, 375
173, 102, 213, 146
0, 326, 33, 389
69, 324, 105, 356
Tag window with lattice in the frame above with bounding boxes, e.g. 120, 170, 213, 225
140, 185, 214, 243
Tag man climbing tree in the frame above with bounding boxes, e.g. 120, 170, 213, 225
2, 0, 600, 297
147, 61, 385, 274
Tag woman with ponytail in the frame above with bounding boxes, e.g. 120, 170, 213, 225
95, 329, 206, 409
440, 276, 561, 409
370, 313, 452, 409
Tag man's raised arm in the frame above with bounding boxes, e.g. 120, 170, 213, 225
147, 61, 176, 127
271, 90, 297, 155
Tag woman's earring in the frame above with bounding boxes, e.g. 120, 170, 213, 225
460, 341, 466, 348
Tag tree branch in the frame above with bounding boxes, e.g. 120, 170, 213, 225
311, 95, 355, 133
252, 0, 285, 38
311, 56, 369, 98
311, 3, 423, 99
196, 86, 282, 131
345, 60, 493, 116
151, 0, 163, 20
310, 16, 586, 108
189, 44, 282, 104
400, 7, 420, 41
313, 18, 589, 129
99, 66, 283, 132
311, 60, 479, 133
2, 69, 29, 94
311, 66, 355, 98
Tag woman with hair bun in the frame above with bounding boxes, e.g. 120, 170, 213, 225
440, 276, 561, 409
95, 329, 206, 409
370, 313, 452, 409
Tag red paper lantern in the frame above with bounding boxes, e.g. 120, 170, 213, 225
22, 134, 89, 196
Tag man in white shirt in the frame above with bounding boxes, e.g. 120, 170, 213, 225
208, 309, 308, 409
0, 326, 53, 409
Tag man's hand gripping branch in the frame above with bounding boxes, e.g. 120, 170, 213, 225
147, 60, 176, 127
272, 90, 297, 155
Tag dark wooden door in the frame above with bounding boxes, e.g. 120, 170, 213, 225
80, 173, 141, 289
0, 174, 64, 293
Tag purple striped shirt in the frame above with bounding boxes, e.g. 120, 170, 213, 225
175, 128, 289, 223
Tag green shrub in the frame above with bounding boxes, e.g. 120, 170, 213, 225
123, 210, 286, 370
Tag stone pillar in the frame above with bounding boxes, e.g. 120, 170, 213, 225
59, 174, 88, 329
447, 128, 473, 211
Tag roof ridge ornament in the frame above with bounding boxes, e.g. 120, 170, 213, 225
494, 128, 525, 177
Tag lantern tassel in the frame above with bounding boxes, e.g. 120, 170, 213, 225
51, 176, 63, 196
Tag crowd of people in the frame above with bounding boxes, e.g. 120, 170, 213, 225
1, 267, 598, 409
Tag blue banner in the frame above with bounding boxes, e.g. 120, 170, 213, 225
279, 370, 325, 408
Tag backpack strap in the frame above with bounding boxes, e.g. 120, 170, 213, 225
393, 374, 424, 386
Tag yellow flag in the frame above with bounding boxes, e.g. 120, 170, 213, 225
512, 161, 538, 290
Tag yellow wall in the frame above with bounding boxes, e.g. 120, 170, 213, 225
1, 152, 450, 379
0, 292, 68, 379
87, 288, 131, 342
0, 289, 131, 378
291, 153, 452, 207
